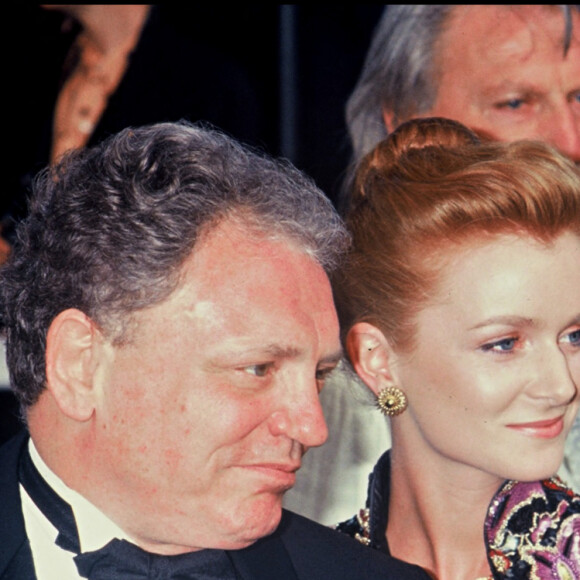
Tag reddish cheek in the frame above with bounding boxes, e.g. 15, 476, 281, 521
163, 447, 185, 475
239, 401, 279, 441
207, 397, 274, 451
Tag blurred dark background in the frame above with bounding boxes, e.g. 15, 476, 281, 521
2, 4, 384, 442
7, 5, 383, 208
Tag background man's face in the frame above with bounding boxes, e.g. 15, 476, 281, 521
424, 5, 580, 162
89, 219, 341, 554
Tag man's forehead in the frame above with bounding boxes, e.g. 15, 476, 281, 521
192, 216, 306, 261
443, 5, 571, 59
176, 218, 331, 309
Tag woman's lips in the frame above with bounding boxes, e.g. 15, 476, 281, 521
506, 416, 564, 439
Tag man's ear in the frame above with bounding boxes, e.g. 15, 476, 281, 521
346, 322, 398, 397
45, 308, 105, 422
382, 107, 398, 133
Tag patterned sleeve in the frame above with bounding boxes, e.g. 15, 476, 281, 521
485, 476, 580, 579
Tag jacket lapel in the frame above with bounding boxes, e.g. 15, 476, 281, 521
0, 433, 37, 580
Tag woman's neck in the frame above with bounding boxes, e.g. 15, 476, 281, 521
386, 436, 503, 580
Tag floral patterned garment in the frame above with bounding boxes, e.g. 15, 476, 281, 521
335, 451, 580, 579
485, 477, 580, 579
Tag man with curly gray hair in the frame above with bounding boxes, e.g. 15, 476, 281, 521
0, 122, 428, 579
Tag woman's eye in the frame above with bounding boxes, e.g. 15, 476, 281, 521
561, 329, 580, 347
481, 337, 518, 353
244, 363, 272, 377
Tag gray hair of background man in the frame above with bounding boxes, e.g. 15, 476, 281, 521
346, 5, 579, 164
0, 121, 350, 408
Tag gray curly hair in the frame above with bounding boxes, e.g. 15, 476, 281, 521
0, 121, 350, 407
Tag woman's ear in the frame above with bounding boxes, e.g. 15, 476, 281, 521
346, 322, 398, 397
45, 308, 105, 422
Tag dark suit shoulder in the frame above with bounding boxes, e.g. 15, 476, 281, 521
276, 510, 429, 579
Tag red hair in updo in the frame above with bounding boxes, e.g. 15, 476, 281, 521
335, 117, 580, 351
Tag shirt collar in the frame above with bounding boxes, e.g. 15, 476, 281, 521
28, 439, 132, 553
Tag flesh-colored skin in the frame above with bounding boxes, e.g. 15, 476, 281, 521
402, 6, 580, 162
31, 220, 342, 554
349, 231, 580, 579
393, 232, 580, 485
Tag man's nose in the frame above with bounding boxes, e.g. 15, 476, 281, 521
543, 105, 580, 163
268, 379, 328, 449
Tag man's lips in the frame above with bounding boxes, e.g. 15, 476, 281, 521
245, 462, 300, 473
506, 416, 564, 439
237, 462, 301, 489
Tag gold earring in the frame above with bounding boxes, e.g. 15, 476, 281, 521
377, 387, 407, 416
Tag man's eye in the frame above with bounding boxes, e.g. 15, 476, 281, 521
315, 366, 337, 384
244, 363, 272, 377
481, 337, 518, 353
496, 98, 525, 110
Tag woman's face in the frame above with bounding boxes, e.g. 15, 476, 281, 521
395, 231, 580, 483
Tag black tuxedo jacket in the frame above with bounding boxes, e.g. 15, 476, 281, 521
0, 433, 428, 579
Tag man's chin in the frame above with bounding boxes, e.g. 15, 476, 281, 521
191, 493, 283, 551
227, 499, 283, 548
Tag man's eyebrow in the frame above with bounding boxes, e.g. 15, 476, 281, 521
252, 344, 344, 366
318, 349, 344, 366
480, 82, 541, 98
263, 345, 344, 363
208, 344, 344, 369
260, 344, 303, 359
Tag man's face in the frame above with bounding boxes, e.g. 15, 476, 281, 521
422, 5, 580, 162
90, 220, 341, 554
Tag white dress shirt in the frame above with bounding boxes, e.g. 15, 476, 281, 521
21, 440, 132, 580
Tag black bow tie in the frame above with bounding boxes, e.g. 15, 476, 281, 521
18, 445, 238, 579
74, 539, 238, 580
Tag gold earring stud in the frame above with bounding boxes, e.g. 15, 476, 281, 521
377, 386, 407, 417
